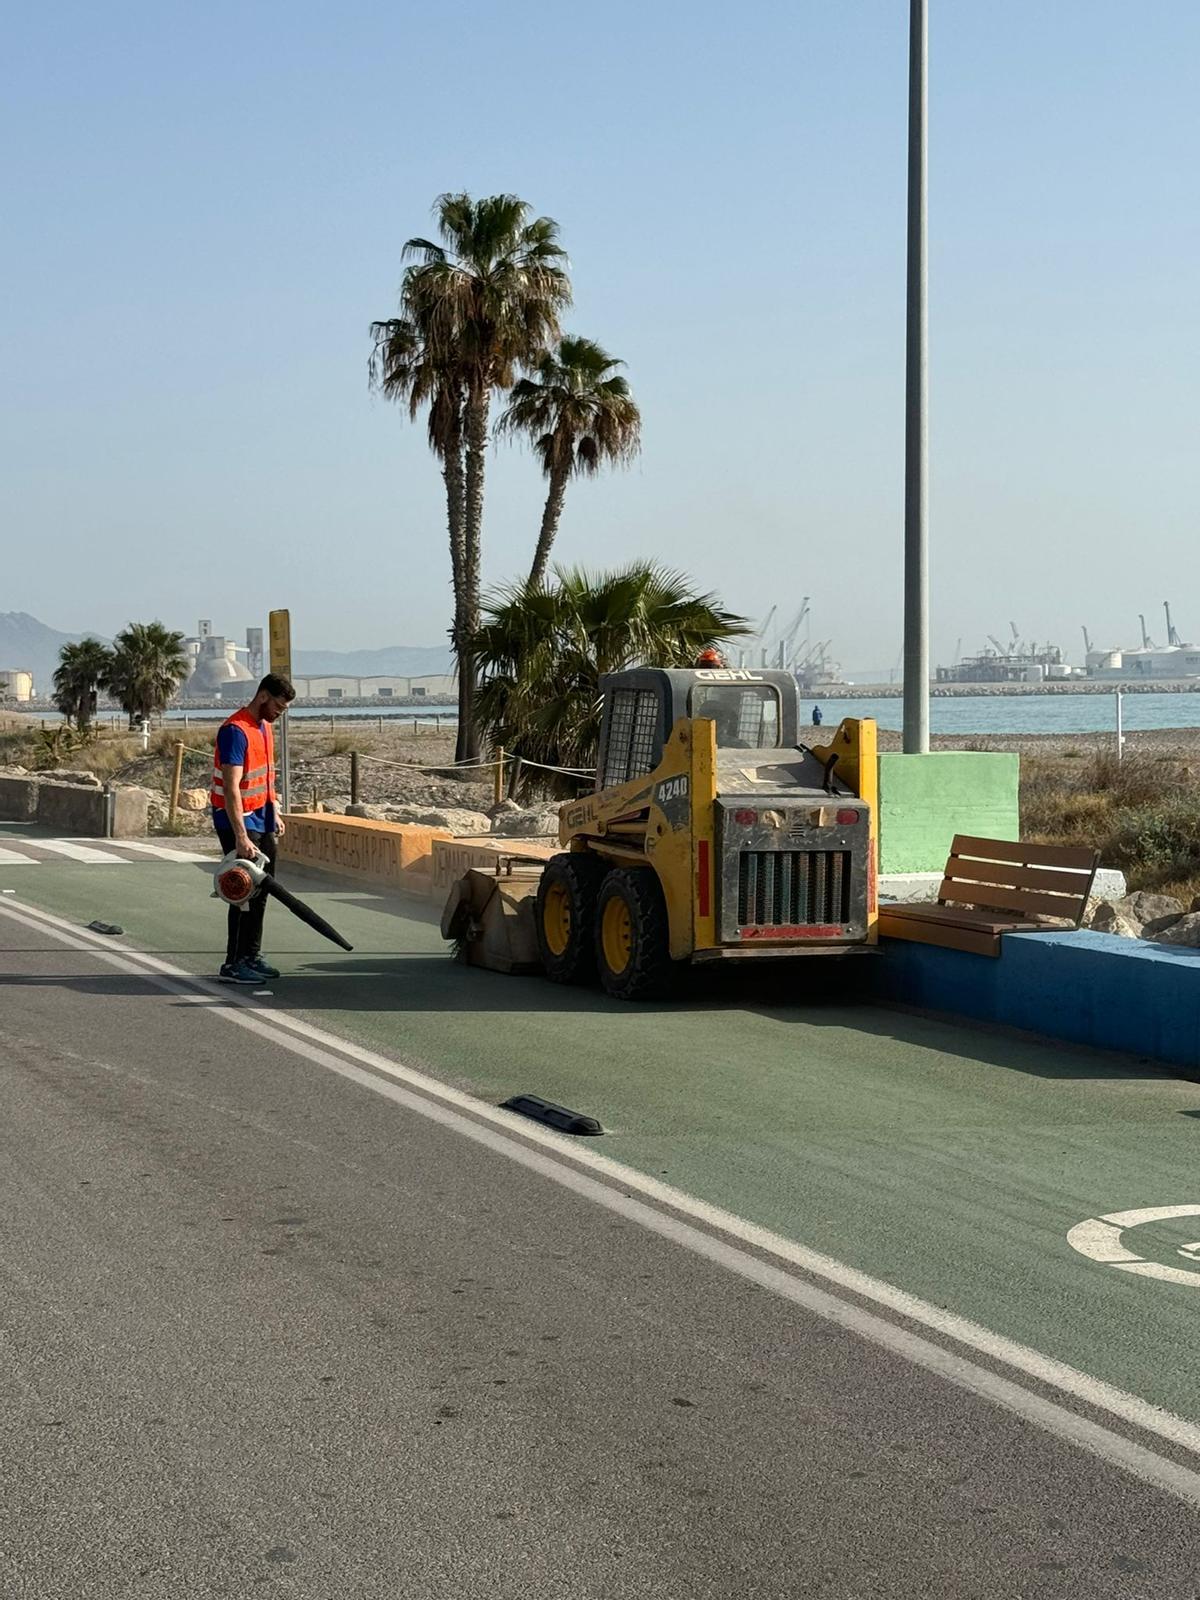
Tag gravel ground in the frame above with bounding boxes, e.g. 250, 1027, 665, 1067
287, 727, 497, 814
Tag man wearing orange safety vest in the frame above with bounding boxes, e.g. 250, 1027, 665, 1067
210, 673, 295, 984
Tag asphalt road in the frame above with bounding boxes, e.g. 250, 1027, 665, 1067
5, 905, 1200, 1597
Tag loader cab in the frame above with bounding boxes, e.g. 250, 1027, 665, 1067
595, 668, 800, 790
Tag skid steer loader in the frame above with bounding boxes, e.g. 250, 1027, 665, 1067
535, 666, 878, 999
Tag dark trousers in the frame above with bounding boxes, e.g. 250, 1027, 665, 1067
217, 830, 277, 965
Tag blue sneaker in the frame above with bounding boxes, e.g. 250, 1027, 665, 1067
218, 959, 263, 985
246, 955, 281, 980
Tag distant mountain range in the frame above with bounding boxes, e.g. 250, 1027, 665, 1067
0, 612, 453, 694
0, 612, 110, 691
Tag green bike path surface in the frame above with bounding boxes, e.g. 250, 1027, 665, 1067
5, 822, 1200, 1426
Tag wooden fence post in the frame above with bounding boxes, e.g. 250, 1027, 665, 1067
493, 748, 505, 807
168, 741, 186, 825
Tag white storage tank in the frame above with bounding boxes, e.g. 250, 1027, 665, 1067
0, 668, 34, 702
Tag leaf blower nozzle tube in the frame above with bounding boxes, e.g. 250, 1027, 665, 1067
213, 852, 354, 952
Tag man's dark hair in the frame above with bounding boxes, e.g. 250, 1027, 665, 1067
257, 673, 296, 702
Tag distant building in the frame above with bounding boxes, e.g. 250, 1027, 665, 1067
1086, 645, 1200, 680
246, 627, 264, 680
936, 645, 1070, 685
181, 620, 254, 699
0, 668, 34, 703
290, 674, 455, 700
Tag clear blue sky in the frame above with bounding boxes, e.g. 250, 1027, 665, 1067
3, 1, 1197, 671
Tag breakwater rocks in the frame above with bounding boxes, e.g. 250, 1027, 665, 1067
833, 680, 1200, 699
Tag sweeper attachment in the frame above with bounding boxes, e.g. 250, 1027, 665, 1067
213, 850, 354, 952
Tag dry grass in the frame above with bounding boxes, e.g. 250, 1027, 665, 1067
1023, 751, 1200, 901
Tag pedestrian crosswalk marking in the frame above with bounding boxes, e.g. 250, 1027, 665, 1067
66, 838, 213, 863
0, 838, 219, 866
0, 846, 39, 866
27, 839, 131, 863
24, 839, 128, 863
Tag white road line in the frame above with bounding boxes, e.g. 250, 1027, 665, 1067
67, 838, 215, 863
25, 840, 131, 864
4, 893, 1200, 1508
0, 847, 39, 866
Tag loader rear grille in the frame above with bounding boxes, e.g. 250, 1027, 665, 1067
737, 849, 852, 929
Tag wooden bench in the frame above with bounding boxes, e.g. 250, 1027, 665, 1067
877, 835, 1100, 957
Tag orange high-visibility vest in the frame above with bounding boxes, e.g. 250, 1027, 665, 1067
210, 708, 277, 818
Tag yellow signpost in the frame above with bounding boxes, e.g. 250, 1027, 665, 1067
268, 609, 292, 677
268, 609, 292, 813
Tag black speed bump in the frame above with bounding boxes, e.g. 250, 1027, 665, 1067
500, 1094, 603, 1137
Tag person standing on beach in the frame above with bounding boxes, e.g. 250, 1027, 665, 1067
812, 705, 823, 727
210, 673, 295, 984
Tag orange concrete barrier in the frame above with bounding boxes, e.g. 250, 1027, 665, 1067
280, 812, 451, 898
430, 835, 557, 897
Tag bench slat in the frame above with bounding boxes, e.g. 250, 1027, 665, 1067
950, 834, 1099, 872
886, 903, 1041, 932
943, 860, 1096, 897
877, 909, 1002, 957
938, 880, 1082, 920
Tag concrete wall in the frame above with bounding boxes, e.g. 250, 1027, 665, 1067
110, 787, 152, 839
876, 752, 1019, 874
874, 930, 1200, 1072
0, 775, 38, 820
431, 835, 557, 895
280, 812, 451, 897
0, 776, 149, 836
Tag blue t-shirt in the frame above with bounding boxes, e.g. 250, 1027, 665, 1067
213, 721, 277, 836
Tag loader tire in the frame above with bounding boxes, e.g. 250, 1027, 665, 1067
595, 867, 674, 1001
536, 852, 605, 984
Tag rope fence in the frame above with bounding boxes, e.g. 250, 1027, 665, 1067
161, 733, 596, 822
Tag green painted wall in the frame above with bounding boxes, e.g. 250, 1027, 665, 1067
877, 751, 1020, 874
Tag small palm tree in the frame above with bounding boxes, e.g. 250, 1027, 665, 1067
52, 639, 113, 731
107, 622, 189, 724
473, 563, 750, 796
500, 337, 641, 588
372, 193, 572, 761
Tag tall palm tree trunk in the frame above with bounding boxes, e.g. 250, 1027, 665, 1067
527, 462, 570, 588
440, 406, 472, 762
458, 384, 490, 762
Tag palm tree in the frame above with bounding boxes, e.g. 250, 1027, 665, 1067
371, 193, 572, 761
473, 563, 750, 797
107, 622, 189, 724
52, 639, 113, 731
499, 337, 641, 588
369, 314, 467, 717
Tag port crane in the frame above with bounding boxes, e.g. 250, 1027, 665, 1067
772, 599, 811, 669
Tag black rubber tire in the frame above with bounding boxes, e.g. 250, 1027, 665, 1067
536, 852, 606, 984
594, 866, 675, 1001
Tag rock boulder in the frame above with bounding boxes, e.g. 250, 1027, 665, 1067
384, 804, 491, 834
491, 804, 561, 838
1089, 902, 1140, 938
1125, 890, 1185, 925
39, 768, 102, 787
1149, 913, 1200, 948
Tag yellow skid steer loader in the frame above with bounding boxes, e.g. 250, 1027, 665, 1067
533, 666, 878, 999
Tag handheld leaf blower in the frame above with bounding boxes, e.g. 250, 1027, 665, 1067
212, 850, 354, 952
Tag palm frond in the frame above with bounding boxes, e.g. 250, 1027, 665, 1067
471, 564, 748, 797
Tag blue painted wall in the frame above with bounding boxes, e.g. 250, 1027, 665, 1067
874, 930, 1200, 1073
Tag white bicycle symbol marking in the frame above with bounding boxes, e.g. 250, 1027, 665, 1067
1067, 1205, 1200, 1286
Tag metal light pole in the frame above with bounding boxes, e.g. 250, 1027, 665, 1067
902, 0, 930, 753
